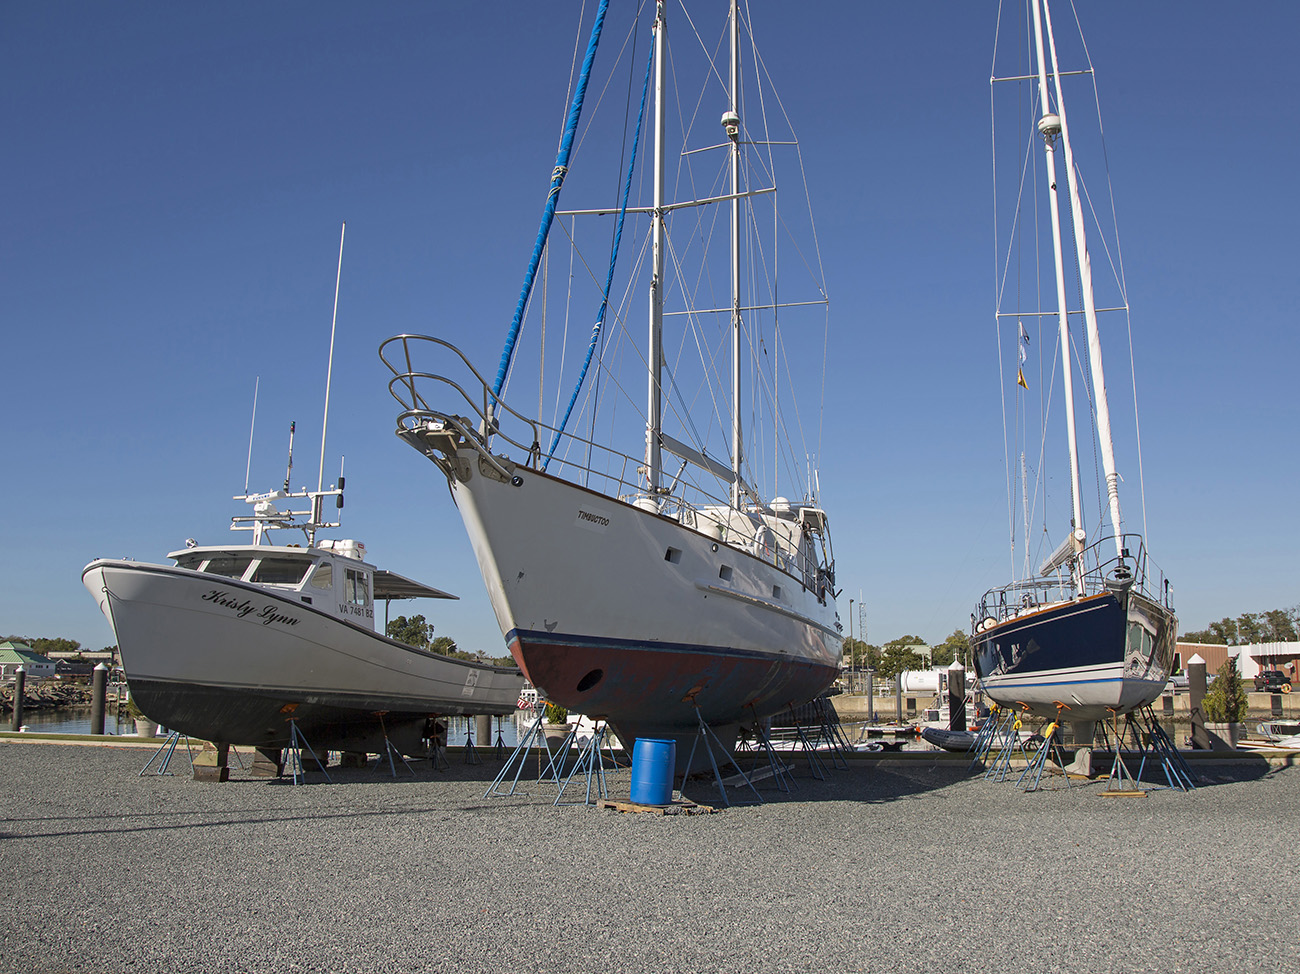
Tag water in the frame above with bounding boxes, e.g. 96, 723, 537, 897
14, 706, 134, 736
11, 706, 527, 748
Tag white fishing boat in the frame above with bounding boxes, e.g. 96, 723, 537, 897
82, 474, 524, 756
972, 0, 1177, 731
381, 1, 841, 769
83, 227, 523, 757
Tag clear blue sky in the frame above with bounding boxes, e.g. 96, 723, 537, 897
4, 1, 1296, 654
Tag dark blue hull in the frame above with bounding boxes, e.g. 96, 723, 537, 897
972, 589, 1176, 720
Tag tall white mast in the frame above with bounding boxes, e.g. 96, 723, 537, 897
645, 1, 666, 498
1030, 0, 1086, 593
726, 0, 743, 509
317, 221, 346, 495
1040, 0, 1125, 562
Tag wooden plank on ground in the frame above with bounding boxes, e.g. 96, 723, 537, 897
600, 799, 717, 816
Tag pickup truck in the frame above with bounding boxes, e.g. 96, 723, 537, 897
1253, 670, 1293, 694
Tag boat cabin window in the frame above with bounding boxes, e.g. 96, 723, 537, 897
249, 557, 311, 586
309, 562, 333, 590
202, 554, 257, 579
172, 552, 206, 571
345, 567, 371, 607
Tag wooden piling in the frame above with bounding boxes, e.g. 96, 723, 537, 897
11, 667, 25, 731
90, 663, 108, 736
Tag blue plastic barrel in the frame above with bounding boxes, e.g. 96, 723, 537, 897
629, 738, 676, 805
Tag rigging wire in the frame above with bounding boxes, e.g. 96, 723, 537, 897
544, 23, 654, 470
493, 0, 611, 402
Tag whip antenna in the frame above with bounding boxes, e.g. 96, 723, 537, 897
243, 376, 260, 494
318, 221, 346, 493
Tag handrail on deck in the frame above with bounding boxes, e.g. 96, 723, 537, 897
973, 533, 1174, 627
378, 333, 830, 594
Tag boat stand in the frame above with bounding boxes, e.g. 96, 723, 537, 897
1098, 707, 1196, 794
374, 714, 415, 778
1134, 706, 1197, 791
140, 730, 196, 776
554, 722, 612, 807
983, 706, 1030, 782
493, 717, 507, 761
813, 697, 853, 769
682, 706, 761, 808
968, 704, 1007, 770
740, 710, 795, 794
484, 712, 561, 798
791, 721, 828, 780
463, 718, 481, 766
1097, 709, 1144, 794
1017, 718, 1072, 792
285, 719, 332, 785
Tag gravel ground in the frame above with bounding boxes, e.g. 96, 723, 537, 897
0, 740, 1294, 974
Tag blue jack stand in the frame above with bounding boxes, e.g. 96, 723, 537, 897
682, 706, 761, 808
140, 730, 195, 776
554, 722, 613, 806
285, 719, 332, 784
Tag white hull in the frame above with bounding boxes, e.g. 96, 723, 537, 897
83, 559, 523, 753
446, 462, 841, 746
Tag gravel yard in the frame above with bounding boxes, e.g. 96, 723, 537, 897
0, 740, 1293, 974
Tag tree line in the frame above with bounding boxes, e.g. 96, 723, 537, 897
841, 628, 971, 681
385, 615, 515, 667
2, 636, 115, 655
1179, 605, 1298, 646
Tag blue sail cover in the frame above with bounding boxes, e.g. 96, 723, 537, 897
491, 0, 611, 401
544, 37, 655, 470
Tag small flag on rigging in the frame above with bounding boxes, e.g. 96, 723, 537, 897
1017, 368, 1028, 390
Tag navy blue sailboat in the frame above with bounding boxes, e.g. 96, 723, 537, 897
972, 0, 1176, 726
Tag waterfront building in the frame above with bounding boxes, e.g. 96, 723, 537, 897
0, 641, 56, 679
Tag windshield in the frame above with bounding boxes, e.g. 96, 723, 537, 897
249, 557, 312, 586
201, 554, 257, 579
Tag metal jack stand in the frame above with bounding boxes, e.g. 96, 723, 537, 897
374, 713, 415, 778
1134, 705, 1197, 791
749, 723, 796, 793
968, 704, 1006, 770
682, 706, 761, 807
983, 706, 1026, 782
1018, 716, 1072, 792
425, 716, 450, 772
813, 697, 852, 770
741, 708, 795, 794
792, 719, 828, 780
463, 718, 481, 766
485, 711, 560, 798
140, 730, 196, 776
494, 717, 506, 761
1099, 709, 1142, 795
554, 722, 612, 806
285, 719, 332, 784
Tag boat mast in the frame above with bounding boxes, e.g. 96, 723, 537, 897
645, 1, 666, 498
1030, 0, 1085, 594
1040, 0, 1124, 562
726, 0, 743, 510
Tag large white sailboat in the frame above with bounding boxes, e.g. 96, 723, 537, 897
382, 1, 841, 767
972, 0, 1177, 727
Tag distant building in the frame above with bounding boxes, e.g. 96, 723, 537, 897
0, 641, 57, 679
1178, 641, 1300, 682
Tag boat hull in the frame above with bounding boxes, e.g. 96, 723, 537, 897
972, 588, 1176, 721
82, 559, 524, 755
446, 462, 841, 767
